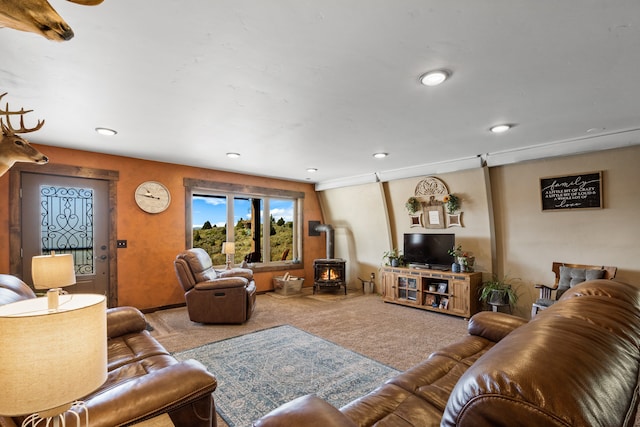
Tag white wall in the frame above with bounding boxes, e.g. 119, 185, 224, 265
317, 182, 391, 290
318, 144, 640, 318
491, 144, 640, 317
384, 168, 493, 274
319, 167, 493, 294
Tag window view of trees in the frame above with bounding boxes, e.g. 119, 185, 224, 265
192, 194, 295, 266
270, 199, 293, 262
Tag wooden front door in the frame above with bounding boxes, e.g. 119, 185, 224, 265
21, 172, 110, 296
10, 164, 119, 307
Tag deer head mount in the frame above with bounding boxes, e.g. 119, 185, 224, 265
0, 92, 49, 177
0, 0, 104, 41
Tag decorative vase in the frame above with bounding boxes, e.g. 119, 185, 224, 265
457, 257, 467, 272
391, 259, 399, 267
451, 262, 460, 273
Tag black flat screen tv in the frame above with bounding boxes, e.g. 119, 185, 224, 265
403, 233, 455, 269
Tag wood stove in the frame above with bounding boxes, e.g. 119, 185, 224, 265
312, 223, 347, 294
313, 258, 347, 294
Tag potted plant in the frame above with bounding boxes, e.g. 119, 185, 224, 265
382, 249, 404, 267
448, 245, 463, 258
443, 193, 460, 214
405, 197, 421, 214
479, 274, 520, 308
448, 245, 475, 272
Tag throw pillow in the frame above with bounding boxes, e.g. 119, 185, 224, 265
558, 266, 605, 291
558, 266, 582, 291
586, 269, 606, 281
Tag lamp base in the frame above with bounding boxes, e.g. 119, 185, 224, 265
46, 288, 70, 311
47, 288, 60, 311
22, 401, 89, 427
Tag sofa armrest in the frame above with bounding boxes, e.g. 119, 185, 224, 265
195, 277, 249, 290
467, 311, 528, 342
106, 306, 148, 338
218, 267, 254, 280
74, 359, 217, 427
253, 395, 357, 427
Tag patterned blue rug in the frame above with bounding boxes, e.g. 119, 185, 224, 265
174, 325, 400, 427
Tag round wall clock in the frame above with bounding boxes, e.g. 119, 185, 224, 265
135, 181, 171, 214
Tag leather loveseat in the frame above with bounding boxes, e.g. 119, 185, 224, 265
0, 274, 218, 427
255, 278, 640, 427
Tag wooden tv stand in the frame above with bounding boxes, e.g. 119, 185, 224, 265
380, 266, 482, 319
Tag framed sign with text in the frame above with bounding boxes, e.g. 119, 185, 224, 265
540, 171, 603, 211
425, 205, 445, 228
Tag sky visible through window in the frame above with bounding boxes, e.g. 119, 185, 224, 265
192, 196, 293, 228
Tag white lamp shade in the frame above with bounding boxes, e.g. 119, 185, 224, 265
0, 294, 107, 417
222, 242, 235, 255
31, 253, 76, 290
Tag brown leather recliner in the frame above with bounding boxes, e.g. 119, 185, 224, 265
0, 274, 218, 427
174, 248, 257, 324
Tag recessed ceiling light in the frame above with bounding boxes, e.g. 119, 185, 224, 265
95, 127, 117, 136
373, 152, 388, 159
490, 124, 513, 134
419, 69, 451, 87
226, 152, 241, 158
306, 168, 318, 173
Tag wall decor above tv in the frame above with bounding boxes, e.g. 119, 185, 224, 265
411, 176, 464, 228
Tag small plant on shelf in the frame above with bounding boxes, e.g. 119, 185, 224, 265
448, 245, 464, 258
443, 193, 460, 214
448, 245, 475, 272
479, 274, 521, 308
382, 249, 404, 267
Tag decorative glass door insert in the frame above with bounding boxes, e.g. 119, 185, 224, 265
39, 185, 94, 275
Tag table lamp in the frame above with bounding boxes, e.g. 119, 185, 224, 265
0, 293, 107, 427
222, 242, 235, 270
31, 251, 76, 311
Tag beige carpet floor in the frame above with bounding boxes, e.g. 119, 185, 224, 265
146, 288, 468, 372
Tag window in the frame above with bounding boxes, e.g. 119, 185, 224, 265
186, 179, 303, 268
269, 199, 294, 262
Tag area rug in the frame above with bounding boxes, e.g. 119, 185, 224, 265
173, 325, 400, 427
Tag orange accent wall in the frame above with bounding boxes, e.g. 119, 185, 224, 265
0, 144, 326, 310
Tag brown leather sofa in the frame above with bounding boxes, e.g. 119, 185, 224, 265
174, 248, 256, 324
0, 274, 218, 427
255, 278, 640, 427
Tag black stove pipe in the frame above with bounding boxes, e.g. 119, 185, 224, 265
314, 224, 334, 259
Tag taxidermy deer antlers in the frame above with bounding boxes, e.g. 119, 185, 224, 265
0, 0, 104, 41
0, 93, 49, 177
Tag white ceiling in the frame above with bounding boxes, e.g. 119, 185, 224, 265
2, 1, 640, 188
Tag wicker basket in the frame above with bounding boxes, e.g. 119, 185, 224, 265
273, 277, 304, 295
